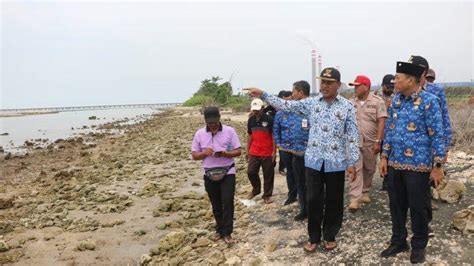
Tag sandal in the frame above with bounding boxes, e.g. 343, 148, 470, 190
210, 233, 222, 242
324, 241, 337, 250
223, 235, 235, 244
303, 242, 318, 253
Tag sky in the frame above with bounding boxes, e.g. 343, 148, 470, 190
1, 1, 473, 109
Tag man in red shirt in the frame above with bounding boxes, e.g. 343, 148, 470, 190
247, 98, 276, 204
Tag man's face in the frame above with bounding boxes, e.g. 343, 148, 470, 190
252, 108, 263, 116
382, 84, 394, 95
320, 80, 340, 99
394, 73, 413, 93
291, 87, 304, 100
206, 120, 220, 132
354, 84, 369, 98
426, 76, 435, 83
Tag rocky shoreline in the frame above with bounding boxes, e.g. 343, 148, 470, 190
0, 107, 472, 265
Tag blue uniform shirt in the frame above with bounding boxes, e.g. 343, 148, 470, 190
262, 92, 359, 172
382, 90, 446, 172
424, 83, 452, 150
273, 110, 310, 156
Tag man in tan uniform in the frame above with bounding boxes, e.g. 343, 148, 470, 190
348, 75, 387, 211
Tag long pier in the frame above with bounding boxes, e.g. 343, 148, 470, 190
0, 103, 182, 113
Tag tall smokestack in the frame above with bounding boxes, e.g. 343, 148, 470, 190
311, 49, 317, 95
317, 54, 322, 94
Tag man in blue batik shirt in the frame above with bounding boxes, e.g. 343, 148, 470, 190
244, 67, 359, 253
273, 90, 298, 206
379, 61, 445, 264
409, 56, 452, 153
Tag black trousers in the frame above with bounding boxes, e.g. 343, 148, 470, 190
280, 151, 297, 200
293, 154, 307, 214
278, 150, 286, 172
204, 174, 235, 237
306, 164, 345, 243
386, 167, 431, 250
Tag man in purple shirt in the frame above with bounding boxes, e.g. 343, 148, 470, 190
191, 106, 242, 244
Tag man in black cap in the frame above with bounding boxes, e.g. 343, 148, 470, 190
380, 61, 446, 263
243, 67, 359, 253
379, 74, 395, 191
408, 55, 452, 236
426, 69, 436, 84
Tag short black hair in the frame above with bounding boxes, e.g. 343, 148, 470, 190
278, 90, 292, 98
293, 80, 310, 96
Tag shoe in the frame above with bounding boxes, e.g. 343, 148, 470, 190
410, 249, 426, 264
380, 243, 409, 258
263, 197, 273, 204
294, 212, 307, 221
428, 226, 435, 238
359, 194, 371, 203
348, 201, 359, 212
247, 191, 258, 200
223, 235, 235, 245
283, 198, 297, 206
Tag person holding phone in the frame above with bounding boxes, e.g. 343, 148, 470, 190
191, 106, 241, 244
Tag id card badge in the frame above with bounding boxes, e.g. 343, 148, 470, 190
302, 118, 308, 129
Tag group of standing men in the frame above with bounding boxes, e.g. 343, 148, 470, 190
191, 54, 451, 264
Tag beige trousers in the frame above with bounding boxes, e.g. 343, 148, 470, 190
349, 145, 377, 202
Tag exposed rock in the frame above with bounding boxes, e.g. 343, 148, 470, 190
139, 254, 152, 265
0, 240, 10, 252
225, 256, 242, 265
191, 237, 212, 248
150, 231, 186, 255
433, 180, 467, 203
206, 250, 225, 265
265, 240, 278, 252
453, 206, 474, 235
0, 195, 14, 209
76, 240, 96, 251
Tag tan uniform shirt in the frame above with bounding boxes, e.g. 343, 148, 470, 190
352, 94, 388, 147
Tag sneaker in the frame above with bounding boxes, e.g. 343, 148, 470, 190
294, 212, 307, 221
348, 201, 359, 212
380, 243, 409, 258
360, 194, 371, 203
410, 249, 426, 264
283, 198, 297, 206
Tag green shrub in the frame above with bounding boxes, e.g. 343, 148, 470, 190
182, 95, 215, 107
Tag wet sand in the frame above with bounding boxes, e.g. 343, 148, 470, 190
0, 107, 472, 265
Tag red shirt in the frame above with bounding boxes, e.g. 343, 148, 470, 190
248, 114, 274, 157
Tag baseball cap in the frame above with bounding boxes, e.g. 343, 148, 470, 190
250, 98, 264, 111
426, 68, 436, 78
382, 74, 395, 86
349, 75, 371, 87
315, 67, 341, 82
408, 55, 429, 71
203, 106, 220, 123
396, 61, 425, 78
